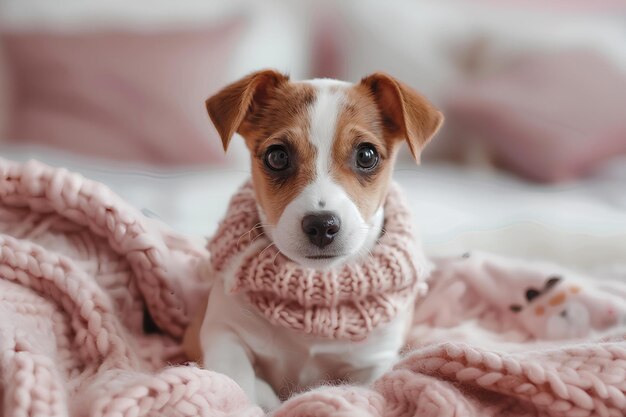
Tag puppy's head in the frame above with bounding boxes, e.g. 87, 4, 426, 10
207, 70, 442, 268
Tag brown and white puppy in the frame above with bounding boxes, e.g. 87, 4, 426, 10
185, 70, 442, 409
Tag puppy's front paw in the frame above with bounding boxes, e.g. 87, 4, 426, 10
255, 378, 281, 412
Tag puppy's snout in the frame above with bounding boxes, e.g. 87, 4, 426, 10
301, 212, 341, 248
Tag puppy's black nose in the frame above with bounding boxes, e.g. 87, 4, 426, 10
301, 212, 341, 248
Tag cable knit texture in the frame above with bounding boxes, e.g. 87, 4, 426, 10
0, 158, 625, 417
207, 181, 430, 340
0, 158, 260, 417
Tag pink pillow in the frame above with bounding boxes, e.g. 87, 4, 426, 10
0, 42, 10, 139
2, 20, 243, 166
445, 51, 626, 182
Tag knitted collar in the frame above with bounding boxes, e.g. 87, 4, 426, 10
208, 181, 430, 341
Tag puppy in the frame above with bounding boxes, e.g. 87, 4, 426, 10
184, 70, 442, 409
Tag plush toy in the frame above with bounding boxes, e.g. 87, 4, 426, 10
418, 251, 626, 341
508, 274, 623, 339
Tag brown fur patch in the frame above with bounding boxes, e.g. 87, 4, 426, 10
330, 85, 396, 221
206, 70, 290, 151
359, 72, 444, 162
328, 74, 443, 221
182, 297, 208, 364
242, 82, 317, 224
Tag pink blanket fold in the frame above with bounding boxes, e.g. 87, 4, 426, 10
0, 159, 625, 417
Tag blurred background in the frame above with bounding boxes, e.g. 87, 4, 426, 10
1, 0, 626, 268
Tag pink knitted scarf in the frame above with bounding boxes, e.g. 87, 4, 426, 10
208, 181, 430, 341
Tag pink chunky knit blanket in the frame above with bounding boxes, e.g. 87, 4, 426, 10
1, 158, 625, 417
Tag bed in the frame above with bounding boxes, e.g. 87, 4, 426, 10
1, 148, 625, 416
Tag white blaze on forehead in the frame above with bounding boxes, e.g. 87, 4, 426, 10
304, 79, 351, 180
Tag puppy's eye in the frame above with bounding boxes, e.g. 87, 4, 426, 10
355, 144, 379, 170
264, 145, 290, 171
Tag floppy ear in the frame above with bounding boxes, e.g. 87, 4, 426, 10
206, 69, 289, 151
360, 72, 443, 162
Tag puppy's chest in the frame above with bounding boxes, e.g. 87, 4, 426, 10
210, 284, 408, 391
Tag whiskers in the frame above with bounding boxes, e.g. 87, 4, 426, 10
353, 224, 383, 260
259, 242, 277, 258
236, 222, 271, 248
356, 243, 375, 260
272, 248, 283, 266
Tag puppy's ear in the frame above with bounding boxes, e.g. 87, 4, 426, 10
360, 72, 443, 162
206, 69, 289, 151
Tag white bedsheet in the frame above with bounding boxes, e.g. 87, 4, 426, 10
2, 145, 625, 269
